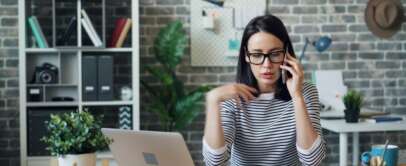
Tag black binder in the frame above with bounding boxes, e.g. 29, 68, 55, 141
82, 56, 98, 101
97, 56, 113, 101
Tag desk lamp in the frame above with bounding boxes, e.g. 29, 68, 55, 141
299, 36, 332, 62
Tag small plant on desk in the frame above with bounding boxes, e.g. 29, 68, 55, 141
41, 111, 113, 166
343, 90, 364, 123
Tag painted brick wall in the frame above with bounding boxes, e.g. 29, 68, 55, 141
2, 0, 406, 166
138, 0, 406, 165
0, 0, 20, 165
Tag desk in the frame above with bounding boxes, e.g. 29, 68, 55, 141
321, 119, 406, 166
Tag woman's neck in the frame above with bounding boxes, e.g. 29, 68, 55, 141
259, 84, 276, 93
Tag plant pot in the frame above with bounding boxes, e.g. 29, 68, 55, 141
58, 153, 96, 166
344, 109, 360, 123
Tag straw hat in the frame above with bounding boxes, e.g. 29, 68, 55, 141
365, 0, 405, 38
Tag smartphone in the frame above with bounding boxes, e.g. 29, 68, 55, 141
282, 48, 288, 84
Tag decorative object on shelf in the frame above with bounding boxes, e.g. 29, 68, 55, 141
141, 20, 212, 131
365, 0, 404, 39
120, 86, 132, 101
343, 90, 364, 123
299, 36, 332, 62
119, 106, 132, 130
41, 111, 113, 166
30, 62, 59, 84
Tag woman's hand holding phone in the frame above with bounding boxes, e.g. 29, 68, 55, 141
280, 52, 304, 98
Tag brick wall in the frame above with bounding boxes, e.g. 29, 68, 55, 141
138, 0, 406, 166
2, 0, 406, 165
0, 0, 20, 165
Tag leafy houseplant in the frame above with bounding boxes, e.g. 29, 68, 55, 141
141, 20, 211, 131
343, 90, 364, 123
41, 111, 113, 166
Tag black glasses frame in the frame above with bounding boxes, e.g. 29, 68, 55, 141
246, 48, 287, 65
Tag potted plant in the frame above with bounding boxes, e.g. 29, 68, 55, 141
343, 90, 364, 123
141, 20, 212, 131
41, 111, 113, 166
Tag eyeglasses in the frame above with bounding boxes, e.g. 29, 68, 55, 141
246, 49, 286, 65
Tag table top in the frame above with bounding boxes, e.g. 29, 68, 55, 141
321, 119, 406, 133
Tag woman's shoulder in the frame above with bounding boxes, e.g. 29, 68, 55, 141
220, 99, 237, 111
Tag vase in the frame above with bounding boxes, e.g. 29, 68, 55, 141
344, 109, 360, 123
58, 153, 96, 166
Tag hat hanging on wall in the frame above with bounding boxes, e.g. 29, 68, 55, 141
365, 0, 405, 39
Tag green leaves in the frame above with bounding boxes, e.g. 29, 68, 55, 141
41, 111, 113, 156
153, 20, 187, 70
142, 20, 211, 131
343, 90, 364, 111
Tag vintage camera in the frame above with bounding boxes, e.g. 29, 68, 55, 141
31, 63, 58, 84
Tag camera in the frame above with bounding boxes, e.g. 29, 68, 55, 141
31, 63, 59, 84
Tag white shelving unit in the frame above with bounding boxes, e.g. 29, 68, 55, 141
18, 0, 139, 166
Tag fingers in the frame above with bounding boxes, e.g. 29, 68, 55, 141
283, 54, 304, 76
280, 65, 297, 77
236, 85, 256, 102
240, 84, 258, 94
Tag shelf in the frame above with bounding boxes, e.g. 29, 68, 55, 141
27, 102, 79, 107
82, 101, 133, 106
20, 0, 139, 165
27, 84, 78, 87
25, 47, 133, 53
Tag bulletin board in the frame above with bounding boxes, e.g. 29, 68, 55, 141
190, 0, 267, 66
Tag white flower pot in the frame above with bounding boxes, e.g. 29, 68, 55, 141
58, 153, 96, 166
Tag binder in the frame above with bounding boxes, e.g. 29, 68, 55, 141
97, 56, 113, 101
82, 56, 98, 101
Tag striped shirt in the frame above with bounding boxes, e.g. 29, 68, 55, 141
202, 82, 326, 166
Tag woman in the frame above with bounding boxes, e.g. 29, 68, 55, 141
202, 15, 326, 165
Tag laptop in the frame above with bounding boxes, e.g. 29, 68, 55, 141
101, 128, 195, 166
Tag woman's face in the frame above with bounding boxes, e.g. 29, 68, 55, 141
246, 31, 285, 92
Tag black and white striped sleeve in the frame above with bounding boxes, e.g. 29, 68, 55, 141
296, 82, 326, 166
202, 100, 236, 166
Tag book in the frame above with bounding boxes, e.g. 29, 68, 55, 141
81, 18, 102, 47
108, 18, 127, 47
57, 16, 77, 46
365, 116, 403, 123
81, 9, 102, 46
28, 16, 49, 48
115, 18, 132, 48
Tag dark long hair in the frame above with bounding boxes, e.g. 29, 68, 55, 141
236, 15, 296, 101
